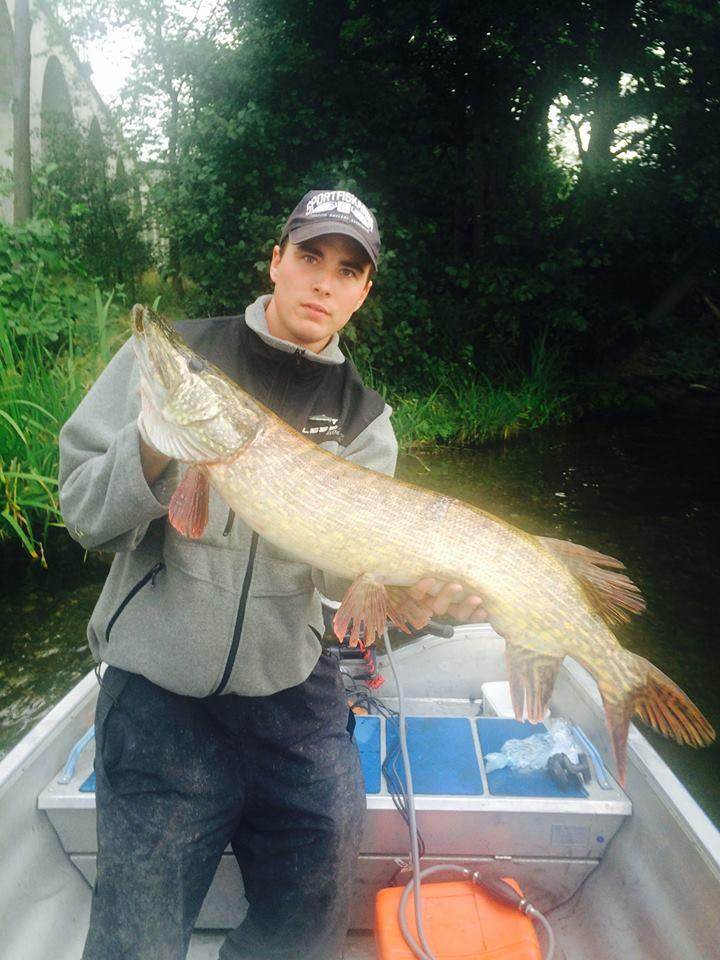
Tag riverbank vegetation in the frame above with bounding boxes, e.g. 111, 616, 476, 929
2, 0, 719, 559
0, 219, 570, 559
0, 217, 122, 560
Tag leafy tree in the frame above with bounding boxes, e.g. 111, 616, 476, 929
55, 0, 719, 390
56, 0, 232, 293
34, 116, 149, 295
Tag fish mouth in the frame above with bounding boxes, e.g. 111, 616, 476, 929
131, 303, 146, 335
130, 302, 265, 464
131, 304, 183, 394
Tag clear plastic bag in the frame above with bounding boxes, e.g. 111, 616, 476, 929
484, 718, 578, 774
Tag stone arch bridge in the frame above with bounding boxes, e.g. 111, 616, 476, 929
1, 0, 137, 224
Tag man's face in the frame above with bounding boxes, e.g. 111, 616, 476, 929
265, 234, 373, 353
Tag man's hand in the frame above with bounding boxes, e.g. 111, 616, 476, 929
406, 578, 488, 624
138, 434, 172, 486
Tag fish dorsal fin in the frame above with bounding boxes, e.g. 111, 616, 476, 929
538, 536, 646, 626
168, 465, 210, 539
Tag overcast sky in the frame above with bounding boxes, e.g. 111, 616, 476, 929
83, 0, 222, 106
86, 31, 138, 106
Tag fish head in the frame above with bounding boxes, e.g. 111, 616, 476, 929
132, 304, 261, 463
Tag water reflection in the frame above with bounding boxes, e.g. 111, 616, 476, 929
0, 541, 106, 758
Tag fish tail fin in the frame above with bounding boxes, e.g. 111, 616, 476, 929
629, 654, 715, 749
598, 654, 715, 786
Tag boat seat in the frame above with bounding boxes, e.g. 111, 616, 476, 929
38, 700, 631, 930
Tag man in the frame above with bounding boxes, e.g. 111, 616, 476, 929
59, 188, 485, 960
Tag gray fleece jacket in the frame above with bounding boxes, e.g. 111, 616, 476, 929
58, 295, 398, 697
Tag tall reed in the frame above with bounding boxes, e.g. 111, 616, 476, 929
362, 333, 572, 450
0, 291, 126, 562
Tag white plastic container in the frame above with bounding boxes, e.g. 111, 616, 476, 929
481, 680, 550, 720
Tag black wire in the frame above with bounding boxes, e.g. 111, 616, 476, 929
342, 661, 428, 868
93, 663, 121, 708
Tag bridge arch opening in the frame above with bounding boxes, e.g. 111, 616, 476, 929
40, 55, 74, 156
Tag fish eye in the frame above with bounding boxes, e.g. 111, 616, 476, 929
187, 356, 206, 373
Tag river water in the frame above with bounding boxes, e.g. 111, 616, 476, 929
1, 408, 718, 824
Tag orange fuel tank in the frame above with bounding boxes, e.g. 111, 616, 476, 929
374, 878, 542, 960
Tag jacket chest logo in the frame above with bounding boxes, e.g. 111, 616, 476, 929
302, 414, 344, 442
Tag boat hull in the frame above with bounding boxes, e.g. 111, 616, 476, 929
2, 624, 719, 960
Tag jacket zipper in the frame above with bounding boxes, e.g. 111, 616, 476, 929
212, 349, 306, 694
105, 562, 165, 643
213, 530, 259, 695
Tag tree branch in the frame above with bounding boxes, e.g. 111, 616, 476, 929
568, 116, 586, 158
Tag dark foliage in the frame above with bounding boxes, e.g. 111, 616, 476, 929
34, 114, 150, 298
53, 0, 720, 394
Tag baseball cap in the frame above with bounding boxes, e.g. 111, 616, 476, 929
280, 189, 380, 268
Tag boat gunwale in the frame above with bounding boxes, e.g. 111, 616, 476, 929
0, 669, 99, 798
561, 655, 720, 877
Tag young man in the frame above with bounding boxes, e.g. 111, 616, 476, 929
59, 189, 485, 960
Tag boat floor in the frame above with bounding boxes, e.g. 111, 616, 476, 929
188, 930, 375, 959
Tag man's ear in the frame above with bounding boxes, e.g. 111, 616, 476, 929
269, 244, 282, 283
355, 278, 372, 312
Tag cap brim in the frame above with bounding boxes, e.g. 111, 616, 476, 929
288, 222, 378, 268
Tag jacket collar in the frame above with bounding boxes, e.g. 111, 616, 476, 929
244, 294, 346, 366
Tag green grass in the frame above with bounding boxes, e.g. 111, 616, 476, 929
0, 292, 128, 563
134, 270, 202, 319
356, 334, 573, 450
0, 268, 201, 563
0, 325, 74, 562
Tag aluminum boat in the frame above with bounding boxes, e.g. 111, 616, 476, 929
1, 623, 718, 959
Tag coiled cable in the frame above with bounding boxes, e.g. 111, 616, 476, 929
382, 626, 555, 960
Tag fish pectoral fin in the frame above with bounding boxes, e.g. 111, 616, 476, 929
333, 575, 428, 647
538, 536, 646, 625
168, 465, 210, 539
505, 644, 564, 723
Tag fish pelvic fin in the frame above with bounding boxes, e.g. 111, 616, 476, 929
333, 576, 430, 647
505, 644, 564, 723
168, 465, 210, 539
538, 536, 646, 626
599, 654, 715, 786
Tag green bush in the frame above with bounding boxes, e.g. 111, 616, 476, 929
0, 218, 92, 344
34, 117, 151, 297
353, 334, 573, 451
0, 217, 131, 560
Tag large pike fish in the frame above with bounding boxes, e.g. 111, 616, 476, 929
132, 304, 714, 784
